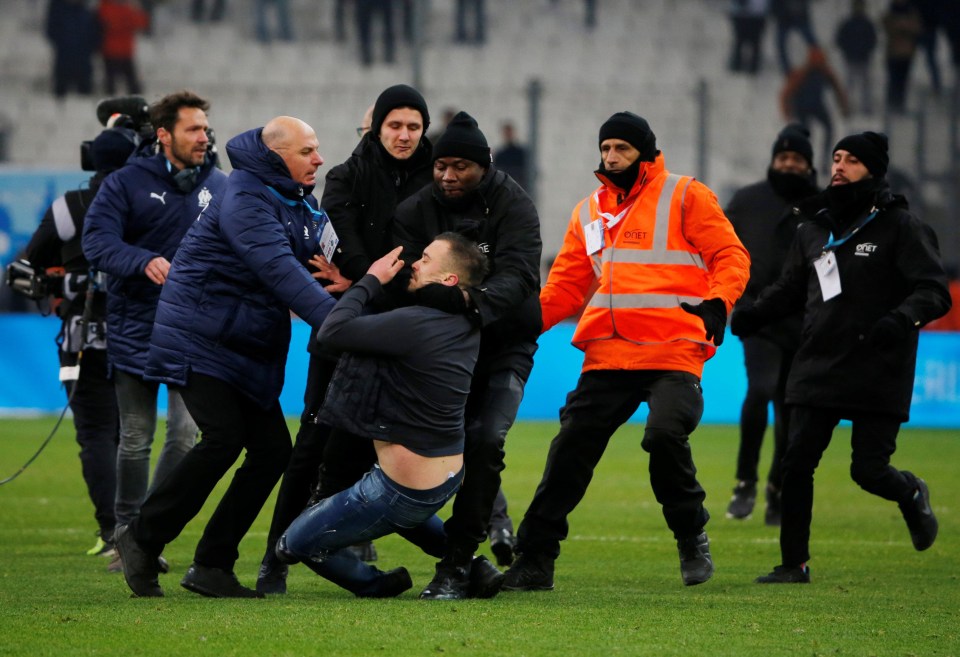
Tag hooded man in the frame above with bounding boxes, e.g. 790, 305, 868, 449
502, 111, 750, 591
723, 124, 819, 526
732, 131, 951, 583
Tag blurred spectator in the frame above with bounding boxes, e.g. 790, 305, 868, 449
98, 0, 149, 95
191, 0, 226, 23
835, 0, 878, 115
493, 121, 529, 190
780, 46, 850, 169
356, 0, 395, 65
771, 0, 818, 73
45, 0, 100, 99
914, 0, 943, 97
547, 0, 596, 29
455, 0, 485, 45
882, 0, 924, 114
256, 0, 293, 43
728, 0, 769, 75
427, 107, 457, 144
334, 0, 350, 41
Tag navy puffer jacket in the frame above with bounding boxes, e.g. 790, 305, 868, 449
144, 128, 336, 406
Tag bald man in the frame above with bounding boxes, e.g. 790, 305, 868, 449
114, 117, 337, 599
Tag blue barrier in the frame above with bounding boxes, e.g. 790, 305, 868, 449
1, 315, 957, 427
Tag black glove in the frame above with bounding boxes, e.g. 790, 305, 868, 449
866, 313, 912, 349
415, 283, 467, 315
729, 304, 765, 338
680, 297, 727, 346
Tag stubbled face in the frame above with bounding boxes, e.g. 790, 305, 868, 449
409, 239, 454, 291
600, 138, 640, 173
771, 151, 811, 176
434, 157, 485, 199
379, 107, 424, 160
160, 107, 209, 170
830, 149, 870, 186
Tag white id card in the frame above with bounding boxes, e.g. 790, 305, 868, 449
813, 251, 841, 301
584, 219, 604, 255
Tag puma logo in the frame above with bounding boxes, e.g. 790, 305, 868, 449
150, 192, 167, 205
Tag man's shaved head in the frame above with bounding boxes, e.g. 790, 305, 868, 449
262, 116, 324, 186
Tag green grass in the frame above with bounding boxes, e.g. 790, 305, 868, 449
0, 418, 956, 657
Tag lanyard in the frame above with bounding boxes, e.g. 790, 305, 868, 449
265, 185, 329, 244
821, 208, 878, 252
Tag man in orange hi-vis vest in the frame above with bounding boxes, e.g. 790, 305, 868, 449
502, 112, 750, 591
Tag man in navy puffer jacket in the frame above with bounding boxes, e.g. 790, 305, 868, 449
114, 116, 337, 598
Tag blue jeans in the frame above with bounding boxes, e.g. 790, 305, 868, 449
113, 370, 197, 528
282, 465, 462, 596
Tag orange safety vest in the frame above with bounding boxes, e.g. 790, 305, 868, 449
572, 172, 717, 366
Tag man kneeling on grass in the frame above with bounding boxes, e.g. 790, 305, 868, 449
276, 233, 502, 598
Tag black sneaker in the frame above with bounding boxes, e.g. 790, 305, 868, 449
357, 567, 412, 598
346, 541, 378, 562
468, 555, 504, 598
114, 524, 163, 597
726, 481, 757, 520
501, 552, 555, 591
256, 550, 288, 595
900, 474, 938, 551
755, 563, 810, 584
181, 563, 264, 598
489, 528, 517, 567
418, 559, 471, 600
677, 532, 714, 586
764, 484, 782, 527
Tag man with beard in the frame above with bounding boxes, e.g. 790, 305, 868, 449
732, 132, 950, 583
83, 90, 226, 572
724, 124, 819, 526
392, 111, 542, 600
502, 112, 750, 591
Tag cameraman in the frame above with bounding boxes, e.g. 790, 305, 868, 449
19, 127, 138, 557
82, 90, 227, 572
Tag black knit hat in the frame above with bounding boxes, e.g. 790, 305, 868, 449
772, 123, 813, 166
598, 112, 658, 162
433, 111, 491, 166
833, 131, 889, 177
371, 84, 430, 137
91, 127, 138, 173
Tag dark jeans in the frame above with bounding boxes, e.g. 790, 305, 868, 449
103, 58, 142, 95
63, 349, 118, 536
356, 0, 395, 65
736, 336, 792, 488
517, 369, 708, 560
776, 19, 817, 73
730, 16, 766, 74
779, 405, 915, 566
131, 373, 292, 571
886, 57, 914, 113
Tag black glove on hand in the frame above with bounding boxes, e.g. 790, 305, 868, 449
867, 313, 912, 349
730, 304, 765, 338
680, 298, 727, 346
415, 283, 467, 315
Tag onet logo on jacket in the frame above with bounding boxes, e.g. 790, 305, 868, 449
855, 242, 878, 256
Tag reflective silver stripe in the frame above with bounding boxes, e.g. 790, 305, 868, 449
605, 249, 705, 267
577, 195, 602, 278
51, 195, 75, 241
652, 174, 682, 253
587, 293, 704, 309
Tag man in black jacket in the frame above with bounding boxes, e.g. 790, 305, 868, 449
724, 124, 818, 526
732, 132, 951, 584
392, 111, 542, 600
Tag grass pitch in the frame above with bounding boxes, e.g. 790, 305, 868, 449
0, 418, 956, 657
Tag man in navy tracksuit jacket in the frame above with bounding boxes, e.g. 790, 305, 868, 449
114, 117, 337, 599
82, 91, 227, 560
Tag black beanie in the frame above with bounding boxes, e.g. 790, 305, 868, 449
833, 131, 889, 178
598, 112, 658, 162
771, 123, 813, 166
91, 127, 138, 173
371, 84, 430, 137
433, 111, 491, 166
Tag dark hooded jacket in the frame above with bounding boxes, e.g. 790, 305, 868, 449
143, 127, 336, 406
392, 166, 543, 348
82, 146, 227, 376
751, 181, 951, 419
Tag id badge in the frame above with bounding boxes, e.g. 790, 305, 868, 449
813, 251, 841, 301
584, 219, 604, 255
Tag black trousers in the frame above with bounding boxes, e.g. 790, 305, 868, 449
103, 58, 142, 96
131, 373, 292, 571
736, 336, 792, 488
779, 405, 915, 567
517, 369, 709, 560
63, 349, 118, 536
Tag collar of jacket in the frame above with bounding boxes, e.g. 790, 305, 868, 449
594, 152, 664, 207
